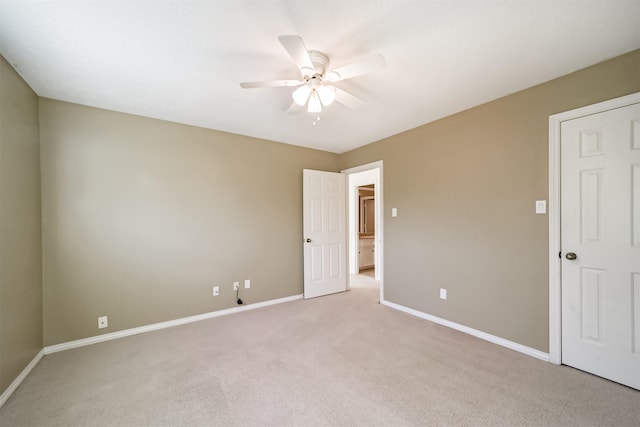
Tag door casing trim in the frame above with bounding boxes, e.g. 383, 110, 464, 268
548, 92, 640, 365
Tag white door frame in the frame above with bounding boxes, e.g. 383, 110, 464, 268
548, 92, 640, 365
342, 161, 384, 302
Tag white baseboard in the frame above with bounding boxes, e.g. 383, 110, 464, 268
0, 349, 44, 408
380, 299, 550, 362
44, 294, 303, 355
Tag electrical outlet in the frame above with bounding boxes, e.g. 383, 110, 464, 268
213, 286, 219, 296
440, 288, 447, 300
98, 316, 108, 329
244, 279, 251, 289
233, 282, 239, 291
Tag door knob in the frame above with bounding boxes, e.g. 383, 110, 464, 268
305, 238, 312, 243
565, 252, 577, 260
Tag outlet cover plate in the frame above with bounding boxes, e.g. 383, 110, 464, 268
213, 286, 219, 296
244, 279, 250, 289
98, 316, 108, 329
233, 282, 239, 291
439, 289, 447, 300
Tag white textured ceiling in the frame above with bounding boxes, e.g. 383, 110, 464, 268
0, 1, 638, 153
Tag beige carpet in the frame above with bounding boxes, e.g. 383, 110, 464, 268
1, 286, 638, 426
350, 270, 379, 289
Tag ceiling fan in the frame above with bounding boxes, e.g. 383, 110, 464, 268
240, 35, 386, 113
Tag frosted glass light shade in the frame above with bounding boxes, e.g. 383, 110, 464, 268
292, 85, 312, 106
307, 91, 322, 113
316, 85, 336, 106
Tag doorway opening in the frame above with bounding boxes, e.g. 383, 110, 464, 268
342, 161, 383, 301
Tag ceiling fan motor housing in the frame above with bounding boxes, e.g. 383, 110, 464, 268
307, 50, 330, 76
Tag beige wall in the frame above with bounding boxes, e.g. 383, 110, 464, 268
340, 49, 640, 351
0, 56, 42, 393
39, 99, 339, 345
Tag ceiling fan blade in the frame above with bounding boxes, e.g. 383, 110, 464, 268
240, 80, 302, 89
335, 87, 364, 109
286, 102, 303, 114
278, 35, 314, 73
326, 54, 386, 82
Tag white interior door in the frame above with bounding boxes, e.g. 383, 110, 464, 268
303, 169, 347, 299
560, 102, 640, 390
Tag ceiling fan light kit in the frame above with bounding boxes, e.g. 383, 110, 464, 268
240, 35, 385, 114
293, 84, 336, 112
316, 85, 336, 106
292, 85, 312, 106
307, 91, 322, 113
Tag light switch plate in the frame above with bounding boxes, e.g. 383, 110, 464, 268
392, 208, 398, 217
535, 200, 546, 214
